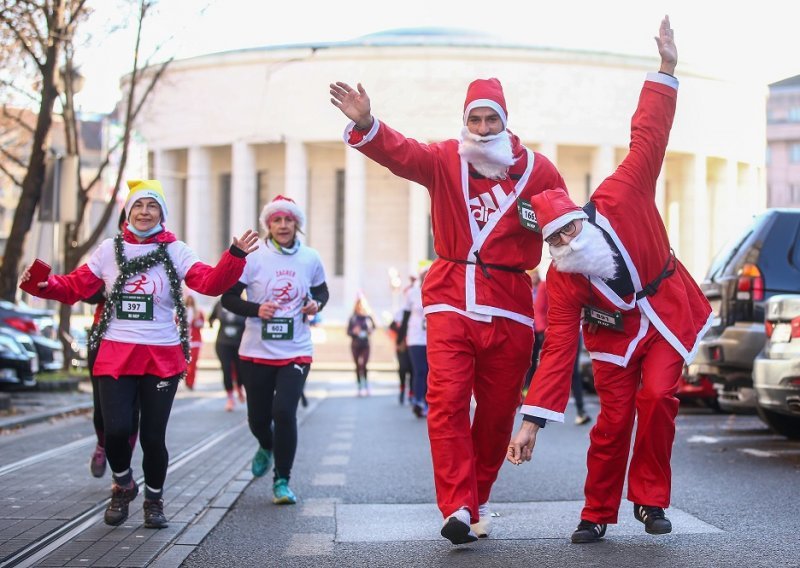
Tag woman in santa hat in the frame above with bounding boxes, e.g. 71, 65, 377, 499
221, 195, 329, 505
21, 179, 258, 529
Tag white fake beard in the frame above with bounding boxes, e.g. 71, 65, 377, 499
458, 127, 515, 179
549, 221, 618, 280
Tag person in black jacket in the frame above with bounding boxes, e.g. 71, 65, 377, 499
209, 299, 247, 411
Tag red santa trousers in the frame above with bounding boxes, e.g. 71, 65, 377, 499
425, 311, 532, 521
581, 324, 684, 524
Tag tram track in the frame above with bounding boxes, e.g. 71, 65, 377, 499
0, 417, 247, 568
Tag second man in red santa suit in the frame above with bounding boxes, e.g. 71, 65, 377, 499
508, 16, 713, 543
330, 72, 566, 544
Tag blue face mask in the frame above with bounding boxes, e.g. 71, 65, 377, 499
128, 223, 163, 238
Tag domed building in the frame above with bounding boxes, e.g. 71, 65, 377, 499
133, 28, 767, 321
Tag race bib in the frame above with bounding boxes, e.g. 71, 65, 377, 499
262, 317, 294, 340
582, 305, 623, 332
116, 293, 154, 321
517, 198, 540, 232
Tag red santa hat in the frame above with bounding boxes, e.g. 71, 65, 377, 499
463, 78, 508, 129
260, 195, 305, 232
530, 188, 588, 240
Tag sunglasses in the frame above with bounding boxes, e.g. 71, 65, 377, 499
545, 220, 578, 246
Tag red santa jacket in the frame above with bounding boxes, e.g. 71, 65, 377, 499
345, 122, 565, 326
521, 73, 713, 422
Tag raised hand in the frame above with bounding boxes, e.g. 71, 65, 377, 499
232, 229, 259, 256
655, 15, 677, 75
329, 81, 373, 130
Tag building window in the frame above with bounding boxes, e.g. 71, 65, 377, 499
789, 107, 800, 122
219, 173, 231, 249
790, 143, 800, 163
256, 170, 268, 228
334, 169, 345, 276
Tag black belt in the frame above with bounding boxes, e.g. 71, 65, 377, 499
635, 249, 676, 300
439, 253, 525, 279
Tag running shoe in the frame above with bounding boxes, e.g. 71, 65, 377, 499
90, 445, 107, 478
273, 478, 297, 504
251, 447, 273, 477
104, 481, 139, 526
143, 498, 168, 529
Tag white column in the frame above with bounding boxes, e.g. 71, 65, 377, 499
591, 144, 615, 200
690, 154, 709, 280
284, 138, 309, 223
408, 181, 429, 274
187, 146, 212, 261
152, 150, 183, 237
231, 141, 257, 233
344, 147, 366, 307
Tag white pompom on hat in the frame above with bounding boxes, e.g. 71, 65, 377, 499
260, 195, 306, 233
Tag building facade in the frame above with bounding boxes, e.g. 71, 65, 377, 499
767, 74, 800, 208
133, 29, 768, 322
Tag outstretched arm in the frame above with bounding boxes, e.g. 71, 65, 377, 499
329, 82, 374, 130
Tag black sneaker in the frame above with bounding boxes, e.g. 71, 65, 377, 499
104, 481, 139, 526
143, 498, 168, 529
571, 520, 607, 543
633, 504, 672, 534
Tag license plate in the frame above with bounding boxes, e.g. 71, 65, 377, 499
771, 323, 792, 343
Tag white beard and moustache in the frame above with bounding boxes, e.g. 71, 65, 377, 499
458, 127, 515, 179
549, 221, 619, 280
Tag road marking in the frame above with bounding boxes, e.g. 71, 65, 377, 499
322, 455, 349, 466
285, 533, 334, 556
301, 498, 339, 517
312, 473, 347, 486
687, 435, 719, 444
739, 448, 777, 458
326, 442, 352, 452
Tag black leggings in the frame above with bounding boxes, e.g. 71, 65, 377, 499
216, 342, 242, 392
89, 346, 139, 448
351, 341, 370, 385
397, 348, 412, 392
240, 360, 309, 482
97, 374, 179, 490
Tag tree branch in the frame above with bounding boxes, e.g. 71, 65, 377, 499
0, 159, 23, 187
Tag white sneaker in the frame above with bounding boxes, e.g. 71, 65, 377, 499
441, 507, 478, 545
471, 502, 493, 538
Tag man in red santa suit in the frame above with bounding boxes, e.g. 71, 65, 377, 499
507, 16, 712, 543
330, 72, 566, 544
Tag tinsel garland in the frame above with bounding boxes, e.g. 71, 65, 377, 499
88, 233, 191, 368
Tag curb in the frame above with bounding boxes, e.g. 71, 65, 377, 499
0, 401, 94, 430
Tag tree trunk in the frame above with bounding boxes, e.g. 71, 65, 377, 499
0, 0, 66, 301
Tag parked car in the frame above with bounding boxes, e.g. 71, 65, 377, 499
752, 294, 800, 439
0, 300, 64, 371
0, 327, 39, 374
0, 331, 36, 388
685, 209, 800, 413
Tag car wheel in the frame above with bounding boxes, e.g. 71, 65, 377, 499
756, 406, 800, 440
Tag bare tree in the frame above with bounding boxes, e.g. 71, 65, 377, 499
0, 0, 171, 366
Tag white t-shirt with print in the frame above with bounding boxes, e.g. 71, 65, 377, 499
237, 240, 326, 360
87, 238, 199, 346
403, 284, 427, 347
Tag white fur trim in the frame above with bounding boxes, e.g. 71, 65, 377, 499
260, 199, 305, 232
541, 210, 589, 240
463, 99, 507, 128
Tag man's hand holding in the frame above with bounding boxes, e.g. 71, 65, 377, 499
507, 420, 540, 465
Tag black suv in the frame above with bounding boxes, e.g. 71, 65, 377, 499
685, 209, 800, 413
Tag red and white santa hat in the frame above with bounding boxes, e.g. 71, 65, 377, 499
530, 188, 588, 240
260, 195, 305, 232
463, 78, 508, 129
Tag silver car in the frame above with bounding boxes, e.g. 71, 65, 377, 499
753, 294, 800, 440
